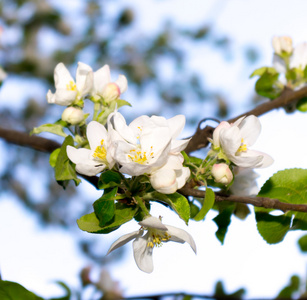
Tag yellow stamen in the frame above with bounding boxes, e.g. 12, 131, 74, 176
147, 230, 171, 248
237, 138, 247, 153
128, 146, 154, 165
93, 140, 107, 162
66, 81, 77, 91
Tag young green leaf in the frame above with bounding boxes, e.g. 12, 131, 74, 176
30, 123, 68, 137
98, 170, 122, 189
193, 188, 215, 221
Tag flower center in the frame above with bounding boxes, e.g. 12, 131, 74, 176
128, 146, 154, 165
93, 140, 107, 162
66, 80, 77, 91
236, 138, 247, 154
147, 229, 171, 248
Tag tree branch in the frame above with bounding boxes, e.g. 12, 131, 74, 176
185, 86, 307, 153
179, 186, 307, 213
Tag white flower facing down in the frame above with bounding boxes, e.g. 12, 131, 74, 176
47, 62, 93, 106
91, 64, 128, 102
212, 115, 273, 168
107, 216, 196, 273
108, 111, 190, 177
66, 121, 115, 176
230, 167, 259, 196
272, 36, 293, 55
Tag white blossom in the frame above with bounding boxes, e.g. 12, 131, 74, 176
96, 269, 123, 300
67, 121, 115, 176
47, 62, 93, 106
211, 115, 273, 168
290, 42, 307, 70
108, 111, 190, 177
272, 36, 293, 55
230, 167, 259, 196
107, 216, 196, 273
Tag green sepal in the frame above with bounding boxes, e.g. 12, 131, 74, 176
193, 188, 215, 221
296, 97, 307, 112
0, 280, 44, 300
98, 170, 122, 190
115, 98, 131, 109
77, 202, 138, 234
30, 123, 68, 137
93, 188, 117, 227
213, 202, 235, 244
298, 234, 307, 252
149, 192, 190, 224
255, 168, 307, 244
54, 136, 81, 187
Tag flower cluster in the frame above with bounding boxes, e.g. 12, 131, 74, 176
67, 110, 190, 194
208, 115, 273, 194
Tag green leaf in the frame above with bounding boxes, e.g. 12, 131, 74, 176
49, 281, 71, 300
55, 136, 81, 187
77, 202, 137, 234
193, 188, 215, 221
0, 280, 44, 300
255, 71, 282, 99
49, 148, 60, 168
213, 204, 235, 244
250, 66, 277, 78
115, 98, 132, 109
31, 123, 67, 137
298, 234, 307, 252
213, 280, 246, 299
276, 275, 300, 299
98, 171, 122, 189
150, 192, 190, 224
256, 168, 307, 244
93, 188, 117, 227
296, 97, 307, 112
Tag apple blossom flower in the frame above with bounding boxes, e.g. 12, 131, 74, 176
0, 67, 7, 82
272, 36, 293, 55
290, 42, 307, 70
66, 121, 115, 176
230, 167, 259, 196
211, 115, 273, 168
211, 163, 233, 185
91, 64, 128, 102
47, 62, 93, 106
107, 216, 196, 273
96, 269, 123, 300
150, 154, 190, 194
107, 111, 190, 177
61, 106, 85, 125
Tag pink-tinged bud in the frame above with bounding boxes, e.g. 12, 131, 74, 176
61, 106, 84, 125
101, 83, 121, 103
150, 169, 177, 194
272, 36, 293, 55
211, 163, 233, 185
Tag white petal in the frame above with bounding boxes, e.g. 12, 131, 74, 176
175, 167, 191, 189
167, 115, 186, 139
46, 90, 56, 104
166, 225, 197, 254
67, 146, 91, 164
54, 62, 74, 89
273, 54, 287, 73
212, 121, 231, 148
87, 121, 108, 150
113, 112, 136, 144
231, 150, 264, 168
115, 74, 128, 93
107, 230, 141, 255
93, 65, 111, 95
171, 138, 190, 153
75, 163, 106, 176
133, 234, 154, 273
139, 216, 168, 230
220, 126, 241, 156
238, 115, 261, 146
76, 62, 93, 96
54, 89, 77, 106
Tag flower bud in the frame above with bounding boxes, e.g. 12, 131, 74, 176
61, 106, 84, 125
101, 83, 121, 103
150, 168, 177, 194
272, 36, 293, 55
211, 163, 233, 185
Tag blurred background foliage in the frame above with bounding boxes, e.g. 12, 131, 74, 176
2, 0, 302, 299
